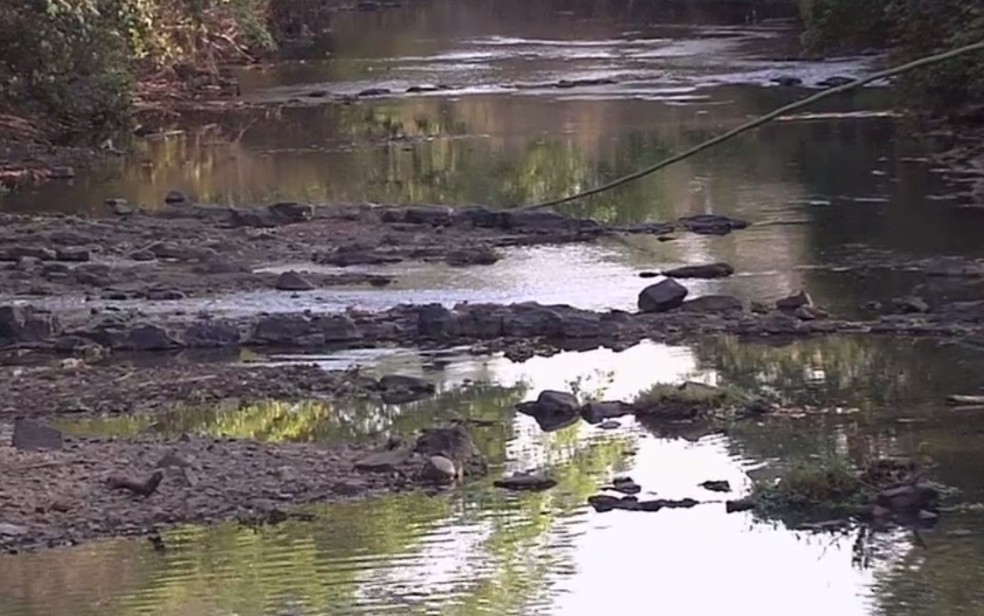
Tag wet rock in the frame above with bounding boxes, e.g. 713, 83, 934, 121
146, 288, 186, 301
771, 76, 803, 86
517, 390, 580, 432
130, 250, 156, 262
679, 295, 743, 313
750, 300, 771, 314
502, 305, 565, 337
183, 321, 241, 348
275, 271, 316, 291
700, 480, 731, 493
165, 190, 188, 204
793, 305, 827, 321
127, 324, 183, 351
13, 419, 63, 451
415, 425, 485, 473
105, 198, 133, 215
776, 290, 812, 311
639, 271, 660, 278
0, 305, 59, 345
379, 374, 434, 394
1, 246, 56, 261
314, 246, 403, 266
456, 305, 504, 338
446, 245, 500, 266
381, 205, 453, 226
598, 420, 621, 429
315, 314, 362, 342
677, 214, 748, 235
357, 88, 391, 97
638, 279, 688, 313
580, 400, 634, 424
406, 84, 443, 93
0, 523, 29, 537
662, 263, 734, 279
893, 296, 931, 314
553, 77, 617, 88
422, 455, 458, 483
818, 76, 854, 88
355, 448, 412, 471
876, 484, 939, 513
494, 474, 557, 491
268, 202, 314, 223
588, 494, 639, 512
54, 247, 90, 262
307, 90, 328, 98
725, 498, 757, 513
417, 303, 458, 339
48, 166, 76, 179
946, 394, 984, 406
611, 477, 641, 495
251, 315, 314, 344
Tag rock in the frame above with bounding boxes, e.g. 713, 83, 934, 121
725, 498, 757, 513
516, 390, 580, 432
268, 202, 314, 223
700, 480, 731, 493
494, 474, 557, 491
251, 315, 314, 344
105, 198, 134, 215
818, 75, 854, 88
679, 295, 743, 313
776, 290, 812, 311
662, 263, 734, 279
1, 246, 56, 261
422, 455, 458, 483
598, 420, 621, 429
946, 394, 984, 406
446, 245, 500, 266
127, 324, 182, 351
183, 322, 241, 348
165, 190, 188, 204
54, 247, 90, 262
355, 448, 412, 471
793, 305, 827, 321
13, 419, 63, 451
638, 279, 688, 313
0, 305, 59, 345
588, 494, 639, 512
639, 271, 660, 278
146, 242, 213, 261
48, 166, 76, 179
107, 470, 164, 497
611, 477, 641, 495
358, 88, 391, 97
580, 400, 634, 424
381, 205, 454, 226
893, 296, 931, 314
676, 214, 748, 235
0, 523, 29, 537
146, 289, 186, 301
414, 425, 486, 476
876, 484, 939, 512
750, 301, 771, 314
316, 314, 363, 342
156, 450, 193, 469
417, 303, 458, 339
380, 374, 434, 393
193, 256, 250, 274
771, 76, 803, 86
130, 250, 156, 262
275, 271, 315, 291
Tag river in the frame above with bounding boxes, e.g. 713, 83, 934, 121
2, 1, 984, 614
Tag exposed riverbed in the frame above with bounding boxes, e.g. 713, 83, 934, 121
3, 0, 984, 614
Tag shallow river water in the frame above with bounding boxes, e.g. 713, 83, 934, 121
3, 0, 984, 614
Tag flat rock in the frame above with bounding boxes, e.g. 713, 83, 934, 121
355, 448, 412, 471
611, 477, 641, 495
776, 290, 813, 311
662, 263, 734, 279
13, 419, 63, 451
275, 271, 316, 291
638, 279, 688, 313
0, 523, 29, 537
700, 480, 731, 493
725, 498, 757, 513
493, 474, 557, 491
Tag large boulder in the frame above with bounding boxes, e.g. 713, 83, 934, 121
251, 315, 315, 345
417, 303, 459, 338
638, 279, 688, 313
0, 305, 59, 346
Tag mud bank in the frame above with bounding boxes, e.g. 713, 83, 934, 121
0, 423, 485, 554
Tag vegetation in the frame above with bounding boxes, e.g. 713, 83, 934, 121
0, 0, 276, 141
753, 453, 868, 522
800, 0, 984, 117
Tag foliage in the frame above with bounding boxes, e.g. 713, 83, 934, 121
754, 454, 866, 513
0, 0, 276, 142
799, 0, 984, 117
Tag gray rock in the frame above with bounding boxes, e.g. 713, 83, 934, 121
893, 296, 931, 314
611, 477, 641, 495
638, 279, 689, 313
414, 425, 486, 476
700, 480, 732, 493
662, 263, 734, 279
13, 419, 63, 451
275, 271, 315, 291
422, 455, 458, 483
1, 246, 56, 261
251, 315, 314, 344
147, 241, 212, 261
446, 245, 500, 266
598, 419, 622, 430
182, 322, 241, 348
493, 474, 557, 491
794, 305, 827, 321
146, 289, 186, 301
877, 484, 939, 512
0, 305, 59, 345
580, 400, 634, 424
771, 76, 803, 86
55, 247, 90, 262
316, 314, 362, 342
156, 450, 193, 469
379, 374, 434, 393
130, 250, 156, 262
679, 295, 743, 313
127, 324, 182, 351
676, 214, 748, 235
776, 290, 812, 311
165, 190, 188, 204
355, 448, 412, 471
725, 498, 756, 513
417, 303, 458, 338
48, 166, 76, 179
0, 523, 29, 536
105, 198, 134, 215
268, 201, 314, 223
517, 390, 580, 432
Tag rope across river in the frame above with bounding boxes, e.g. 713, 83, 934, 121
521, 39, 984, 211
